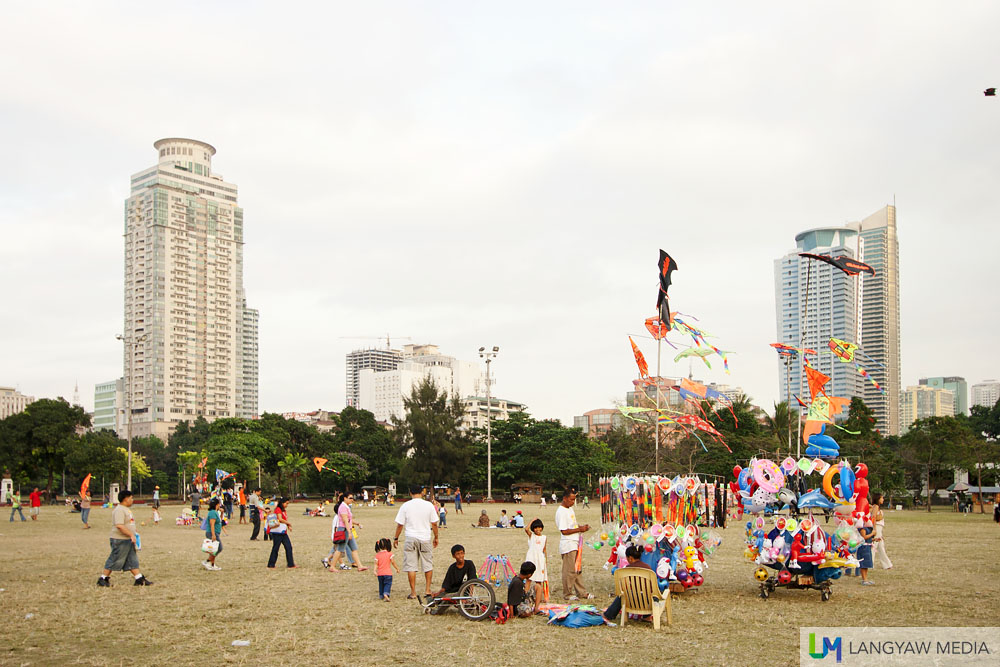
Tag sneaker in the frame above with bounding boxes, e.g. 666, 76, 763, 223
287, 565, 299, 569
322, 558, 330, 569
861, 580, 875, 586
210, 565, 222, 571
202, 561, 212, 570
97, 577, 111, 587
339, 564, 350, 571
585, 593, 595, 600
134, 576, 153, 586
566, 595, 579, 601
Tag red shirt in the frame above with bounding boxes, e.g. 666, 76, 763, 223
29, 491, 42, 508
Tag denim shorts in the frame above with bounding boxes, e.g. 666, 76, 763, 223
336, 537, 358, 554
104, 538, 139, 571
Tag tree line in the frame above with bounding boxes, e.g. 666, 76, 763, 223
7, 384, 990, 505
0, 378, 617, 498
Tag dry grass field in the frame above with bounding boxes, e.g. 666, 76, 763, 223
1, 500, 999, 666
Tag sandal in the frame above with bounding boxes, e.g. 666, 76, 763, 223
406, 594, 418, 599
357, 566, 369, 572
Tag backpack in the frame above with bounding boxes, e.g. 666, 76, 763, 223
492, 603, 512, 625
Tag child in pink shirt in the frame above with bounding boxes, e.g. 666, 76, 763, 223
374, 538, 400, 601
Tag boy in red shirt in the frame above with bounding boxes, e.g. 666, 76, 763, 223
28, 488, 44, 521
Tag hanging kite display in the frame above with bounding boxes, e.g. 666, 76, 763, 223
770, 342, 817, 358
827, 337, 887, 395
644, 317, 671, 341
629, 336, 649, 378
673, 347, 715, 368
798, 253, 875, 277
312, 457, 340, 474
677, 378, 739, 426
655, 250, 678, 329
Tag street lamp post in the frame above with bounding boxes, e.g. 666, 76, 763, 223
479, 346, 499, 502
117, 332, 148, 491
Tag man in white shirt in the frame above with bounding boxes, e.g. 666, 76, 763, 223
393, 485, 439, 598
555, 487, 591, 601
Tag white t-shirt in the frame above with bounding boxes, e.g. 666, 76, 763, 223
394, 497, 438, 541
555, 504, 580, 555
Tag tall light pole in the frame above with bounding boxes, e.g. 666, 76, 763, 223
117, 332, 148, 491
479, 346, 499, 502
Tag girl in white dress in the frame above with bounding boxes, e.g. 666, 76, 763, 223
524, 518, 549, 602
872, 493, 893, 569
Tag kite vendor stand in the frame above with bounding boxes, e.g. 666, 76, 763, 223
734, 453, 872, 602
595, 473, 728, 595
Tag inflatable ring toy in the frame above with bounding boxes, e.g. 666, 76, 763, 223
752, 458, 785, 494
822, 464, 849, 503
625, 476, 638, 493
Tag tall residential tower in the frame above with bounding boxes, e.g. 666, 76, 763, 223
774, 205, 901, 435
123, 138, 258, 439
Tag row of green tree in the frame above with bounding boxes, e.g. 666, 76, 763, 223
7, 386, 992, 505
0, 378, 617, 498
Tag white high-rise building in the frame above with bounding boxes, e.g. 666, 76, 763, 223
774, 205, 901, 435
971, 380, 1000, 409
123, 138, 257, 439
346, 348, 402, 408
0, 386, 34, 420
357, 344, 483, 422
237, 293, 259, 419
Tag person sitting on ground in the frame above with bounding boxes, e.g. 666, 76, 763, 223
430, 544, 477, 598
512, 510, 525, 529
508, 561, 542, 617
496, 509, 510, 528
476, 509, 491, 528
601, 545, 651, 622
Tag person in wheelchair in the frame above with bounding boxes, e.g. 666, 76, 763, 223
430, 544, 477, 598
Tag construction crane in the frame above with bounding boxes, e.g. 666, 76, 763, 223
339, 334, 412, 350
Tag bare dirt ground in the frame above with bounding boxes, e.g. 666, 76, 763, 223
1, 501, 998, 666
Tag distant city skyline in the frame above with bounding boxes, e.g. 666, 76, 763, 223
2, 4, 999, 425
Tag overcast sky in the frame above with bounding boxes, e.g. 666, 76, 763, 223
2, 2, 997, 425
